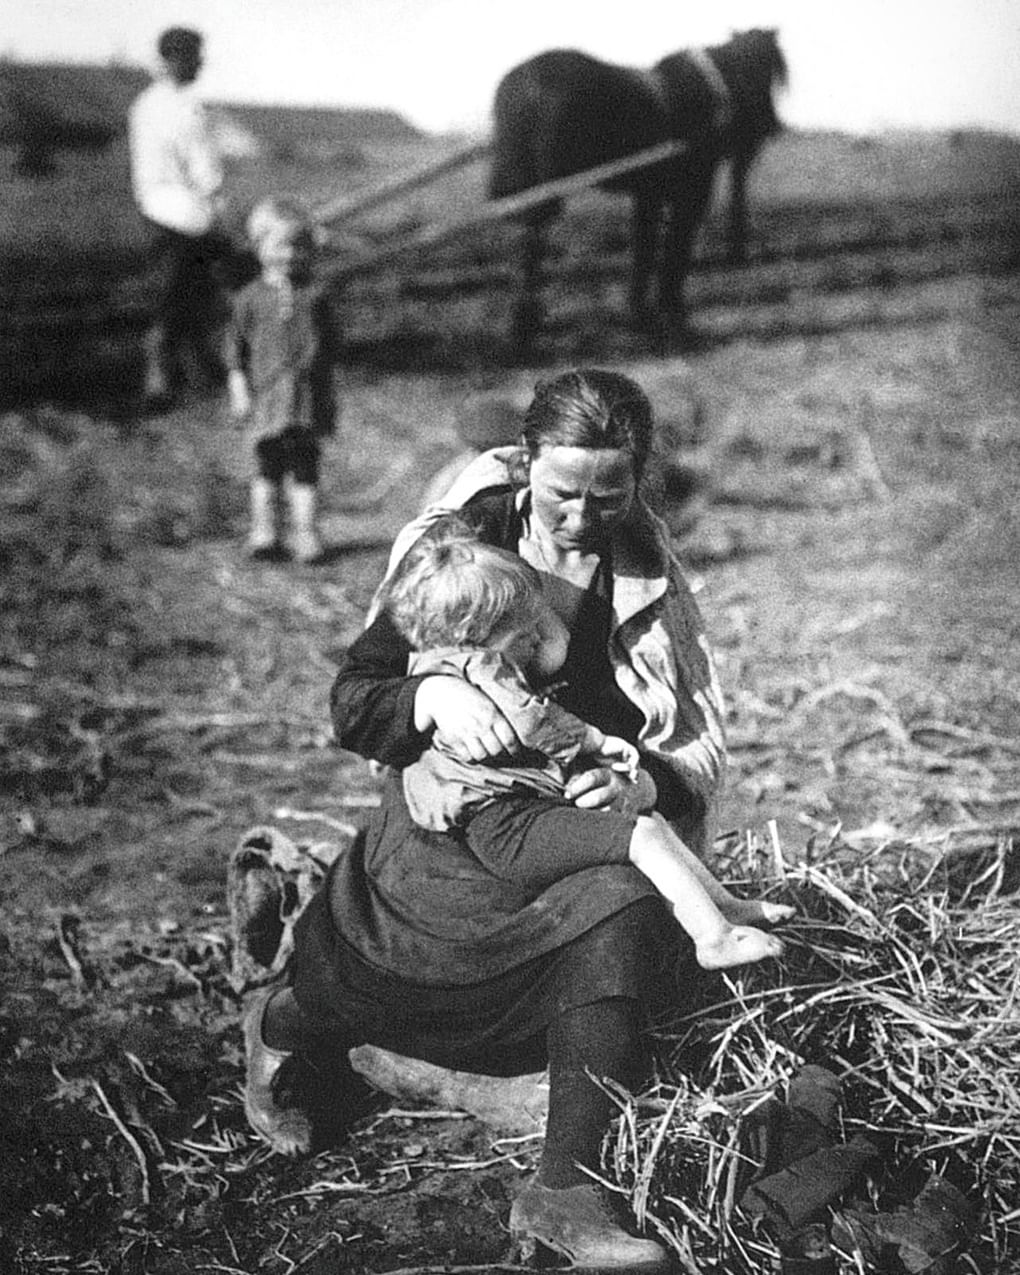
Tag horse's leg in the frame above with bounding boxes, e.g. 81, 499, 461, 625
728, 150, 753, 264
510, 213, 548, 351
628, 192, 663, 329
659, 156, 718, 323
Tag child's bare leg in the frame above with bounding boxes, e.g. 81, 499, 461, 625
629, 814, 786, 969
644, 813, 795, 927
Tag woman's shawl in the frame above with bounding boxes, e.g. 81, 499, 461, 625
377, 447, 728, 855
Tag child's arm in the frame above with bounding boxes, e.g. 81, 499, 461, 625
588, 731, 640, 780
223, 293, 252, 418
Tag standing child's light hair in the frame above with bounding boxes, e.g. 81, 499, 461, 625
382, 518, 544, 652
246, 195, 315, 255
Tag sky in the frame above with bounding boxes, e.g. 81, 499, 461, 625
5, 0, 1019, 137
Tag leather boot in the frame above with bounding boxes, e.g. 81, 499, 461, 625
249, 479, 282, 559
241, 986, 312, 1155
509, 1179, 671, 1271
286, 480, 324, 563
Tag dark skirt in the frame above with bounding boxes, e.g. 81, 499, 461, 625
290, 889, 691, 1076
320, 778, 656, 985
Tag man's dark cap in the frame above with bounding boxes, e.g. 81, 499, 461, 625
158, 27, 203, 59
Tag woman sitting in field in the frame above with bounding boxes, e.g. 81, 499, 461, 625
242, 368, 778, 1271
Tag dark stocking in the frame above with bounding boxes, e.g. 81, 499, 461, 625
262, 986, 308, 1052
262, 986, 364, 1140
538, 996, 647, 1189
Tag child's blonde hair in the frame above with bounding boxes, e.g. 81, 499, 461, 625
246, 195, 315, 255
382, 517, 543, 652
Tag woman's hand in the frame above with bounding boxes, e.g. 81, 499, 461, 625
414, 676, 521, 762
565, 765, 657, 816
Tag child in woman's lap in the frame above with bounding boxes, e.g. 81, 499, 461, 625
381, 519, 793, 970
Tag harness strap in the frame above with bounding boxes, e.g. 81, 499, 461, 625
684, 47, 733, 131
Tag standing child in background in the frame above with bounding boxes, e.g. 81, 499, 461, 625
226, 197, 341, 563
381, 520, 794, 970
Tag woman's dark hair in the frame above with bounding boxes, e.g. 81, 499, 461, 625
520, 368, 655, 480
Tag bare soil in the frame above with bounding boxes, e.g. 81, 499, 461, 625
1, 128, 1018, 1273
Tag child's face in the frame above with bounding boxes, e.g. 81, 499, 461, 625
488, 599, 569, 683
259, 226, 313, 281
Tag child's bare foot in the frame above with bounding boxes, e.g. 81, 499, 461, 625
720, 898, 795, 927
694, 925, 785, 970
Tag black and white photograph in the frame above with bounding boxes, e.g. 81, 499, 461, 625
2, 2, 1018, 1271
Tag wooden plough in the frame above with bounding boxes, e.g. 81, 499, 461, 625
314, 137, 688, 285
314, 138, 491, 227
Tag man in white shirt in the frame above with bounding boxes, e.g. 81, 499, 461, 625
129, 27, 232, 409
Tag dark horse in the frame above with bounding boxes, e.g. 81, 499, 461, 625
489, 28, 787, 343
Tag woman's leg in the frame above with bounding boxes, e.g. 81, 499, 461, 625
244, 886, 363, 1154
243, 984, 314, 1153
511, 901, 675, 1270
261, 984, 306, 1051
539, 996, 644, 1187
244, 982, 360, 1154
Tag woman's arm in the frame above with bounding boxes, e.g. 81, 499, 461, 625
331, 612, 523, 767
329, 612, 429, 767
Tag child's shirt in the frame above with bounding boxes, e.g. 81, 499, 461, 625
402, 646, 598, 831
225, 278, 340, 435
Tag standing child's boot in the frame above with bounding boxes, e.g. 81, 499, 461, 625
286, 480, 325, 564
249, 478, 284, 560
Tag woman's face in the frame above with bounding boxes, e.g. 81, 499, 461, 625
528, 445, 637, 551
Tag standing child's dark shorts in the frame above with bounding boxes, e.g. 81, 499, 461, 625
254, 426, 321, 485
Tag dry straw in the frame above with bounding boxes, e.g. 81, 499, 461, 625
606, 826, 1018, 1273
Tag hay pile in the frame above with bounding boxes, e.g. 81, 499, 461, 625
610, 829, 1019, 1274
